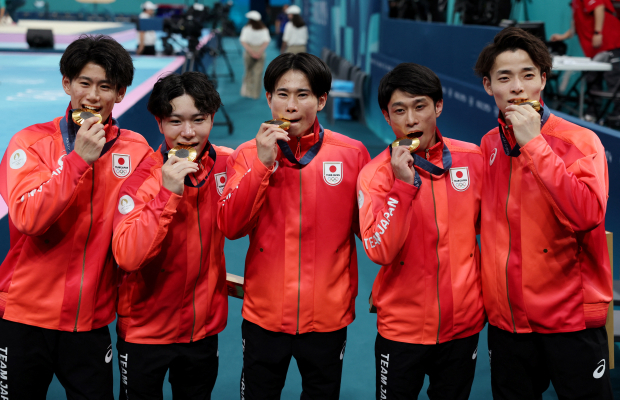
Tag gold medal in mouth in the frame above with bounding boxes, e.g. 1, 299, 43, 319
71, 109, 103, 126
265, 119, 291, 131
169, 145, 198, 162
513, 99, 541, 111
391, 134, 421, 153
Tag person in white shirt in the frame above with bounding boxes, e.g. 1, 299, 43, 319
138, 1, 157, 55
239, 10, 271, 99
282, 5, 308, 54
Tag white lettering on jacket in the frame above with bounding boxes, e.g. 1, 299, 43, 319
364, 197, 398, 250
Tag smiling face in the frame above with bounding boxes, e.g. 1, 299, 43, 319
483, 49, 546, 116
158, 94, 214, 155
266, 69, 327, 138
62, 62, 126, 124
382, 90, 443, 151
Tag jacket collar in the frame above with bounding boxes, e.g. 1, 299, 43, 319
277, 117, 324, 167
160, 141, 216, 188
497, 99, 551, 157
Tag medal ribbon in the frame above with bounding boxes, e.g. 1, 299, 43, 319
276, 124, 325, 167
59, 109, 120, 157
388, 138, 452, 187
161, 141, 216, 188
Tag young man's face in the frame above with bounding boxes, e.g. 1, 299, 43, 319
483, 49, 546, 115
382, 90, 443, 151
62, 62, 126, 124
266, 69, 327, 138
158, 94, 214, 155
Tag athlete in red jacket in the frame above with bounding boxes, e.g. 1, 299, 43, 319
358, 63, 484, 400
112, 72, 230, 399
0, 35, 153, 398
217, 53, 370, 399
475, 27, 612, 399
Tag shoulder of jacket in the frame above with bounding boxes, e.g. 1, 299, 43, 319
11, 119, 61, 148
543, 114, 604, 155
444, 137, 482, 156
213, 144, 234, 157
118, 129, 150, 145
323, 130, 369, 152
359, 150, 391, 184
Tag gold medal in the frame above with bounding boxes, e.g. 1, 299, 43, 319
391, 135, 421, 153
265, 119, 291, 131
168, 145, 198, 162
71, 109, 103, 126
514, 99, 541, 111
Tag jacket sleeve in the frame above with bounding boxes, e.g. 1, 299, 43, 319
357, 163, 418, 266
519, 133, 608, 232
112, 160, 182, 272
351, 145, 372, 239
2, 133, 91, 236
217, 147, 273, 240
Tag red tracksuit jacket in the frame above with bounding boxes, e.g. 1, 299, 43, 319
112, 143, 231, 344
0, 104, 153, 332
358, 131, 485, 345
480, 108, 611, 334
217, 119, 371, 334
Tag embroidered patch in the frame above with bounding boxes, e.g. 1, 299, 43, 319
323, 162, 343, 186
449, 167, 470, 192
118, 195, 135, 215
214, 172, 227, 195
112, 153, 131, 178
9, 149, 27, 169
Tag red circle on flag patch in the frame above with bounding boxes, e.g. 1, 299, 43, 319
219, 176, 226, 184
329, 165, 337, 173
118, 158, 125, 165
456, 171, 463, 178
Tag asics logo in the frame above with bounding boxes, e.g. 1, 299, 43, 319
593, 359, 605, 379
472, 347, 478, 360
340, 340, 347, 360
490, 148, 497, 166
105, 344, 113, 364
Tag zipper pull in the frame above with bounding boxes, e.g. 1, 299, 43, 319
295, 137, 301, 159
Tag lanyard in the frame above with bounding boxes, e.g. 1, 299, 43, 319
388, 140, 452, 188
276, 124, 325, 167
499, 103, 551, 157
59, 111, 120, 157
161, 141, 216, 188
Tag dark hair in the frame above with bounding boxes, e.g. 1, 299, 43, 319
291, 14, 305, 28
264, 53, 331, 98
147, 71, 221, 119
474, 27, 552, 79
248, 20, 266, 30
60, 34, 134, 90
378, 63, 443, 111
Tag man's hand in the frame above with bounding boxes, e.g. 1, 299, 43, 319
74, 116, 106, 165
162, 155, 199, 196
592, 33, 603, 49
505, 104, 541, 147
256, 123, 289, 169
391, 146, 415, 185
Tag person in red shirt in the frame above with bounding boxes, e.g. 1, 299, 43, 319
551, 0, 620, 121
217, 53, 370, 399
358, 63, 485, 400
476, 27, 611, 399
112, 71, 231, 399
0, 35, 153, 398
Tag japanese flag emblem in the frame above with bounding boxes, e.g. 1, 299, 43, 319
323, 162, 343, 186
449, 167, 470, 191
112, 154, 131, 178
214, 172, 227, 195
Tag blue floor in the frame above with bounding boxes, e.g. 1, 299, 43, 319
0, 37, 618, 399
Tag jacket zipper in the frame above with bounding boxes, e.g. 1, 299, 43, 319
74, 164, 95, 332
427, 150, 442, 344
505, 158, 517, 333
296, 167, 302, 335
191, 186, 203, 342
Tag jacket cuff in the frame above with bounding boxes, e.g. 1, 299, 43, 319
519, 134, 547, 165
65, 150, 91, 176
158, 186, 183, 214
392, 178, 418, 199
253, 156, 275, 179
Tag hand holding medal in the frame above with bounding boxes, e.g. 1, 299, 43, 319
72, 108, 106, 165
256, 118, 290, 169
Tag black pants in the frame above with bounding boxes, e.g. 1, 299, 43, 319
116, 335, 218, 400
488, 324, 613, 400
0, 318, 113, 399
241, 319, 348, 400
375, 332, 479, 400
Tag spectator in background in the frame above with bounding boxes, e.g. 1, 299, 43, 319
137, 1, 158, 55
275, 4, 288, 53
239, 10, 270, 99
282, 5, 308, 54
550, 0, 620, 122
